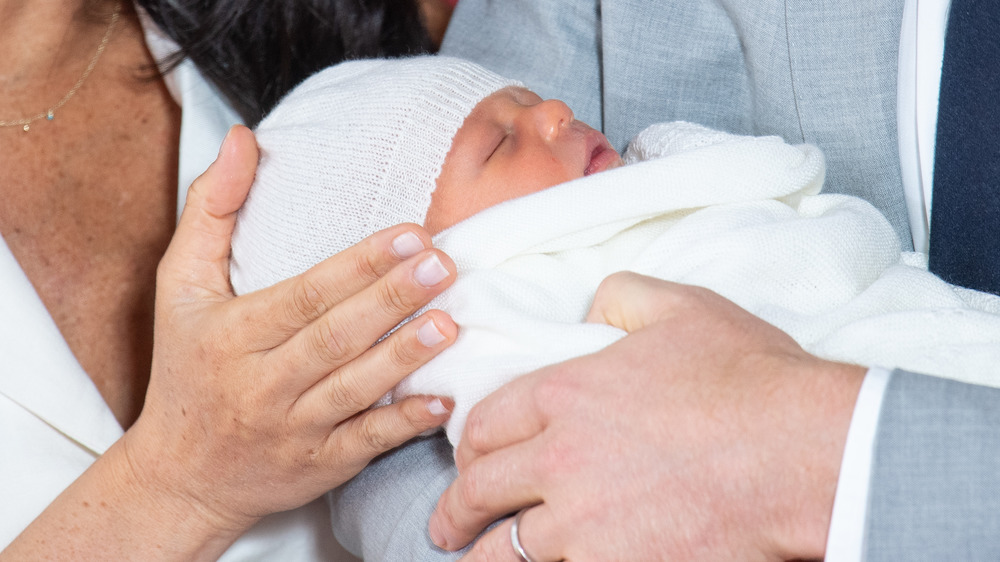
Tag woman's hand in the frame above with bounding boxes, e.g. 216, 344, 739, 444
428, 272, 865, 561
136, 124, 460, 531
3, 126, 458, 560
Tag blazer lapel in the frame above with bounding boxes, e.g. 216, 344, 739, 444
599, 0, 755, 150
0, 49, 236, 460
783, 0, 912, 246
0, 237, 123, 456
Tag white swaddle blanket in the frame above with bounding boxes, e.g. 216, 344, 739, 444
395, 121, 1000, 446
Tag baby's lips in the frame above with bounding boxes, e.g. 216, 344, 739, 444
584, 130, 623, 176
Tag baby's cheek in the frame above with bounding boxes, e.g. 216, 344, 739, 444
511, 157, 579, 196
424, 176, 488, 235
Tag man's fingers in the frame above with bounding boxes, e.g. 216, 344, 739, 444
429, 440, 545, 551
586, 271, 689, 332
454, 365, 556, 471
160, 125, 259, 300
270, 248, 456, 384
460, 506, 562, 562
297, 309, 457, 424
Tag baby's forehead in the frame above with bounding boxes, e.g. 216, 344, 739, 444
473, 86, 539, 109
457, 86, 540, 130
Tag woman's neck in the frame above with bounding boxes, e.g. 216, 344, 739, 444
0, 0, 119, 98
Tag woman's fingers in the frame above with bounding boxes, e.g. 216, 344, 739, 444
429, 438, 546, 551
460, 505, 562, 562
160, 125, 259, 300
272, 248, 456, 387
237, 225, 435, 348
280, 226, 433, 327
297, 309, 457, 425
329, 394, 455, 470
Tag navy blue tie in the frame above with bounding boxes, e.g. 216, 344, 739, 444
928, 0, 1000, 294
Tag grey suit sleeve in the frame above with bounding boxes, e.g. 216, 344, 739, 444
867, 371, 1000, 560
328, 436, 465, 561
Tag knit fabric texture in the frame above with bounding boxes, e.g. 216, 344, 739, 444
230, 56, 522, 295
396, 122, 1000, 445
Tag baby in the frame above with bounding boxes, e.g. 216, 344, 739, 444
231, 56, 622, 297
231, 56, 1000, 453
424, 76, 623, 234
231, 55, 1000, 561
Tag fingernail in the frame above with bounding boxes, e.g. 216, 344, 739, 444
218, 126, 236, 157
426, 397, 451, 416
417, 319, 446, 347
428, 516, 446, 547
392, 231, 425, 259
414, 254, 449, 287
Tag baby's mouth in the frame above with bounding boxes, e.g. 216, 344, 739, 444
584, 131, 623, 176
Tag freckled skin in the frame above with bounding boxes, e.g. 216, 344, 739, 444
0, 4, 181, 429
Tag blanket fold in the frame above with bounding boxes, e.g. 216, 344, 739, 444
394, 122, 1000, 446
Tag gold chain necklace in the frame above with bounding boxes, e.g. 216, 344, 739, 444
0, 1, 121, 132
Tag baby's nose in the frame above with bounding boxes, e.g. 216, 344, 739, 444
531, 99, 575, 140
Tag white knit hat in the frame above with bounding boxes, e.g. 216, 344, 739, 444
230, 56, 522, 295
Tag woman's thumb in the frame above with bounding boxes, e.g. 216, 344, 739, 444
159, 125, 259, 300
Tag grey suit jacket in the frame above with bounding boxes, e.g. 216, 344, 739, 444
330, 1, 1000, 559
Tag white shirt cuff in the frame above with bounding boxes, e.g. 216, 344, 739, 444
824, 366, 893, 562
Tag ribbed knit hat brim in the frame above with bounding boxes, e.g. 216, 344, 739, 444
231, 56, 522, 295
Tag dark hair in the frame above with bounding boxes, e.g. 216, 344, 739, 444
138, 0, 432, 126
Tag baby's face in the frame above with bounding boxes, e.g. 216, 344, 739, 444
424, 87, 623, 234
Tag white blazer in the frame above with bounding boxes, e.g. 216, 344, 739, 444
0, 15, 345, 560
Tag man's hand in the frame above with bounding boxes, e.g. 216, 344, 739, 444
429, 272, 866, 561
